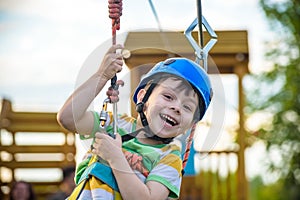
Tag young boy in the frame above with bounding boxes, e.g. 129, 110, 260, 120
57, 44, 212, 200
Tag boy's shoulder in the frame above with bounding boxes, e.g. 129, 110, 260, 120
161, 143, 182, 156
117, 113, 136, 130
118, 113, 136, 123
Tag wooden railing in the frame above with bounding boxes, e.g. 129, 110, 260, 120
180, 150, 238, 200
0, 98, 76, 199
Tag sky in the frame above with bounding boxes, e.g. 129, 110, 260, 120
0, 0, 274, 182
0, 0, 270, 110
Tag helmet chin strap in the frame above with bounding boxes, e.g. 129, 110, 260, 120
122, 127, 174, 144
135, 82, 174, 144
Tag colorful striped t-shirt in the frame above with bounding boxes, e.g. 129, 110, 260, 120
71, 112, 183, 199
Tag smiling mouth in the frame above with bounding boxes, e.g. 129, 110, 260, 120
160, 114, 178, 126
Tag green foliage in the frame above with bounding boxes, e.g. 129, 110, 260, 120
246, 0, 300, 199
195, 170, 238, 200
250, 176, 283, 200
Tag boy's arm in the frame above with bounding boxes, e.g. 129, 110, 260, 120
57, 74, 107, 134
93, 133, 170, 200
111, 153, 170, 200
57, 44, 124, 135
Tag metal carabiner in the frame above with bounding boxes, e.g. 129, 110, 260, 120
184, 0, 217, 72
99, 98, 110, 128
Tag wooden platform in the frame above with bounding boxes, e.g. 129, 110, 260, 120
0, 98, 76, 199
124, 30, 249, 73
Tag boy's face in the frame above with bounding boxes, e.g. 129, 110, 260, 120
138, 77, 199, 138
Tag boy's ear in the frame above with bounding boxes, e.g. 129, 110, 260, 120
136, 89, 146, 103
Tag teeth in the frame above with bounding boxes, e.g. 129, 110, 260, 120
161, 114, 177, 125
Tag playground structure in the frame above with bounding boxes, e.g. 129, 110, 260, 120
124, 30, 249, 200
0, 30, 249, 200
0, 99, 76, 199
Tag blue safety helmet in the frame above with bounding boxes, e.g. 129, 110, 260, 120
133, 57, 213, 120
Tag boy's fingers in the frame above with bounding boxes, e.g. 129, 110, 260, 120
106, 89, 119, 97
115, 133, 122, 142
109, 96, 119, 103
95, 132, 105, 139
116, 80, 124, 86
107, 44, 124, 53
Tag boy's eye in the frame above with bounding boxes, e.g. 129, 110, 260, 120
183, 104, 192, 111
163, 94, 172, 100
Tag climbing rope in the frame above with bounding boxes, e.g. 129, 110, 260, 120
182, 123, 196, 171
108, 0, 122, 45
99, 0, 123, 136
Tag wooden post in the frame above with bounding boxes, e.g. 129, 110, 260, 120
235, 65, 248, 200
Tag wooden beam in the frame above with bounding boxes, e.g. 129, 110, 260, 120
4, 122, 66, 133
1, 161, 75, 168
8, 112, 58, 122
124, 30, 249, 74
124, 53, 248, 74
0, 145, 76, 154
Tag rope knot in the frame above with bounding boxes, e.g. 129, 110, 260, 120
108, 0, 122, 30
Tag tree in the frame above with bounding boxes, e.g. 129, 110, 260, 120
246, 0, 300, 199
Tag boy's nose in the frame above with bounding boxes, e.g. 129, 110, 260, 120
170, 104, 181, 114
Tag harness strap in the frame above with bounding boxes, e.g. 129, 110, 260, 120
121, 128, 174, 144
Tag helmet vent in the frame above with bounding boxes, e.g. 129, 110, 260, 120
163, 59, 176, 65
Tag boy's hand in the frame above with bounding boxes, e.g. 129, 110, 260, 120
92, 132, 123, 163
106, 79, 124, 103
98, 44, 124, 81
